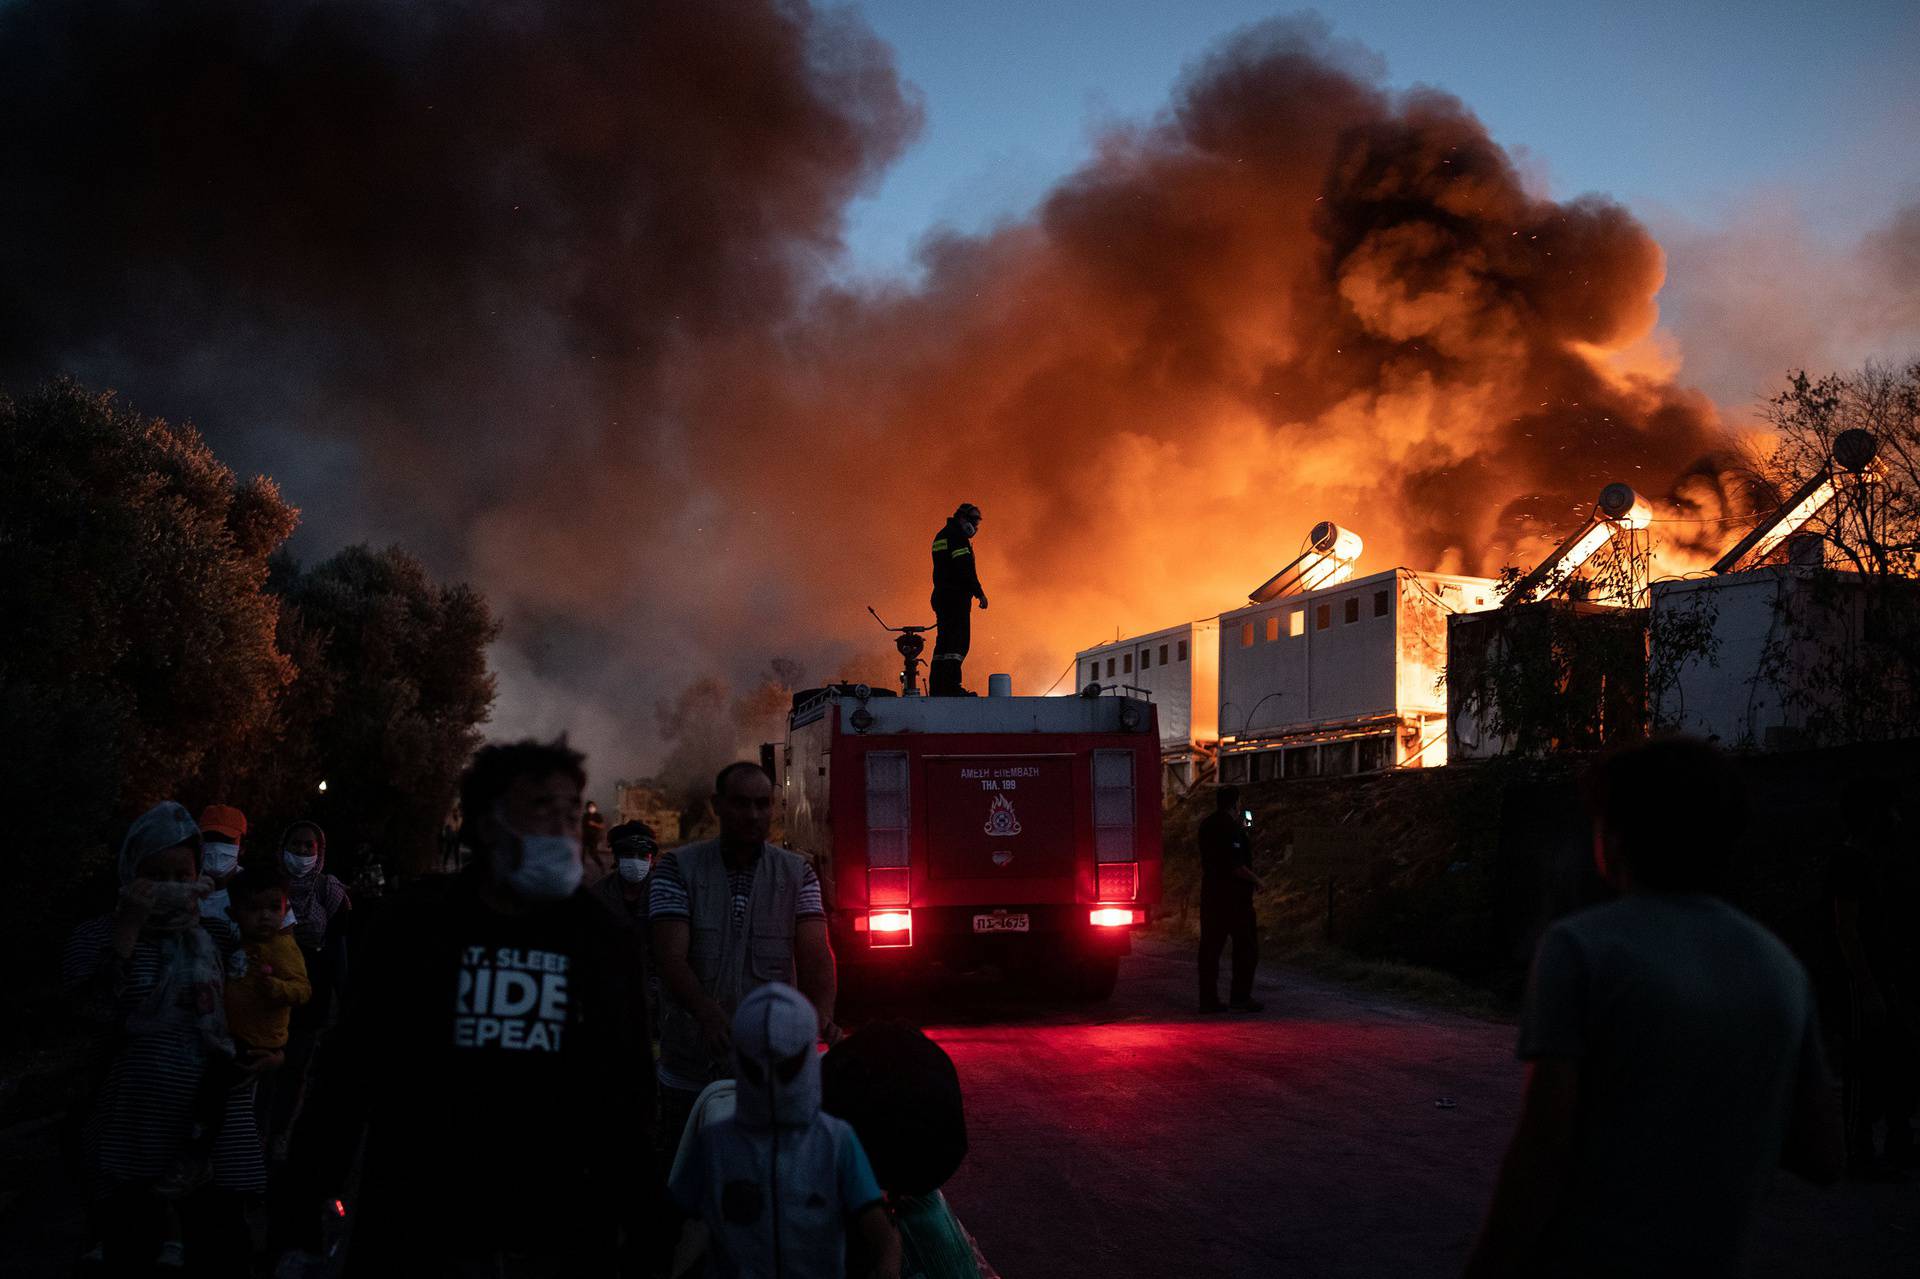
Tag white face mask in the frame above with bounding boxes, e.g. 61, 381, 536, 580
505, 833, 583, 901
614, 855, 651, 884
202, 841, 240, 876
283, 851, 319, 877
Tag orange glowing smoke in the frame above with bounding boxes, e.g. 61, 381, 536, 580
0, 5, 1763, 774
653, 19, 1753, 695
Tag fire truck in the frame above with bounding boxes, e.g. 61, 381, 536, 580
777, 678, 1164, 1000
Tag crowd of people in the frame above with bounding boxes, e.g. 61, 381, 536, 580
57, 728, 1897, 1277
60, 741, 980, 1278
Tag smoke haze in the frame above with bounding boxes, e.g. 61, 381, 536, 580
0, 4, 1799, 785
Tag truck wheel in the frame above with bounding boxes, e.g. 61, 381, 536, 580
1062, 953, 1120, 1001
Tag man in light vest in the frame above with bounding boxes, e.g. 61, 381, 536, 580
650, 762, 839, 1153
929, 502, 988, 696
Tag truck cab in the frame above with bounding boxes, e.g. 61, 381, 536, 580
781, 685, 1163, 1000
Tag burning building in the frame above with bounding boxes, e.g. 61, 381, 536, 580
1651, 428, 1914, 749
1216, 566, 1497, 781
1447, 484, 1655, 761
1076, 523, 1498, 787
1075, 618, 1221, 796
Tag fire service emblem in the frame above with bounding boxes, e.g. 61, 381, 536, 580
983, 792, 1023, 838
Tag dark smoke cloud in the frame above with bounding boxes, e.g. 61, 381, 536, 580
1, 7, 1750, 784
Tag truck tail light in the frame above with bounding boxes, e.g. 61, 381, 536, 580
1089, 907, 1145, 928
867, 866, 910, 908
1095, 861, 1138, 902
856, 909, 913, 947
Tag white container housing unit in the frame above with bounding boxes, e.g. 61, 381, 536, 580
1651, 567, 1908, 750
1075, 618, 1221, 794
1216, 569, 1498, 782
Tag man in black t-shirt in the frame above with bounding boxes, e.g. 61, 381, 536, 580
1197, 785, 1263, 1013
278, 739, 667, 1274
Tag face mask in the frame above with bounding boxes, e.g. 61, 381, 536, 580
505, 833, 583, 901
142, 880, 205, 932
202, 841, 240, 876
284, 852, 319, 877
615, 855, 651, 884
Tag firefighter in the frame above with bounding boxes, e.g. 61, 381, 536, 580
929, 502, 988, 696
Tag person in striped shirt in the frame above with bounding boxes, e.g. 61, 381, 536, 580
63, 801, 265, 1275
651, 762, 837, 1153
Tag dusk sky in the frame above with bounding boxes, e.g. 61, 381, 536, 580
845, 1, 1920, 278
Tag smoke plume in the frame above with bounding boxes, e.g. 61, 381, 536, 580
0, 6, 1756, 783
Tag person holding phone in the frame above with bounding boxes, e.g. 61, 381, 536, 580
1198, 785, 1263, 1013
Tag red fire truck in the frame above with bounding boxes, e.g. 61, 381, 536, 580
778, 684, 1163, 1000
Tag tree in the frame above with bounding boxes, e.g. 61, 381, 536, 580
258, 546, 500, 876
1744, 359, 1920, 744
1, 380, 296, 972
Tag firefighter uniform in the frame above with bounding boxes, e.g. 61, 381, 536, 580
929, 511, 985, 696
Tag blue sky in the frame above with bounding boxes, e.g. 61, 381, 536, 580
842, 0, 1920, 276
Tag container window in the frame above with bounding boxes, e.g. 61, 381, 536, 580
1159, 643, 1169, 664
1087, 664, 1099, 688
1316, 604, 1331, 631
1265, 615, 1280, 642
1289, 610, 1304, 637
1140, 649, 1150, 670
865, 751, 910, 867
1107, 657, 1115, 677
1241, 622, 1255, 647
1373, 590, 1389, 618
1092, 749, 1135, 861
1344, 597, 1359, 624
1178, 640, 1188, 661
1122, 653, 1132, 674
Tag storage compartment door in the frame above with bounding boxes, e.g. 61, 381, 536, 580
923, 754, 1076, 881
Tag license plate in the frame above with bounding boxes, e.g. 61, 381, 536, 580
973, 913, 1030, 934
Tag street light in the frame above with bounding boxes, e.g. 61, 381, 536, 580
1243, 692, 1285, 735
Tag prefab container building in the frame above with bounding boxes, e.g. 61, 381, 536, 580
1216, 568, 1498, 782
1076, 618, 1221, 795
1447, 601, 1651, 761
1651, 567, 1914, 750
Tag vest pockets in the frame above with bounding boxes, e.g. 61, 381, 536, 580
749, 935, 794, 982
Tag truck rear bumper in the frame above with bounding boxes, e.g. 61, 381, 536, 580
832, 903, 1144, 970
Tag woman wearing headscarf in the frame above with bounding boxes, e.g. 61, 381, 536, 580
266, 820, 351, 1154
61, 801, 265, 1275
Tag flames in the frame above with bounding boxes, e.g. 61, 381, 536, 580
0, 4, 1770, 776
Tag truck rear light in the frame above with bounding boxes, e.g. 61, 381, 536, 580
867, 866, 910, 908
1089, 907, 1145, 928
1095, 861, 1138, 902
858, 909, 913, 947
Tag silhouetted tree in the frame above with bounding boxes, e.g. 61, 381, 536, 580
1, 380, 296, 977
259, 545, 499, 875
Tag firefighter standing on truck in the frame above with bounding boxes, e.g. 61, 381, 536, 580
929, 502, 988, 696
